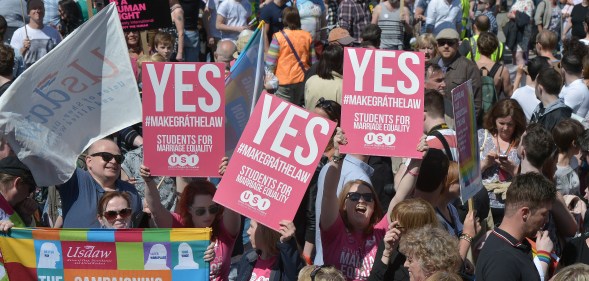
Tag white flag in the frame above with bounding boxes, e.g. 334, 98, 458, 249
0, 3, 142, 186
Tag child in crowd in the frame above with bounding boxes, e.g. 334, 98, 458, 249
152, 31, 174, 62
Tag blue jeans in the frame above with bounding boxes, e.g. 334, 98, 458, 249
184, 30, 200, 62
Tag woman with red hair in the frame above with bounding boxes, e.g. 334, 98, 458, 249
141, 158, 240, 281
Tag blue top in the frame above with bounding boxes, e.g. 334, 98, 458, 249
59, 168, 142, 228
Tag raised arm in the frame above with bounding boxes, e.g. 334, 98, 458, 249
388, 135, 428, 221
140, 165, 174, 228
219, 156, 241, 237
320, 128, 346, 231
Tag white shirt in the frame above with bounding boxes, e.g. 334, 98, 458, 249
10, 24, 61, 54
559, 79, 589, 117
217, 0, 252, 41
425, 0, 462, 35
511, 85, 540, 122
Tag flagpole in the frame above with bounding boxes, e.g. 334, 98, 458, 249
250, 22, 265, 115
19, 0, 28, 38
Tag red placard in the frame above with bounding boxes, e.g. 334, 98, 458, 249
142, 62, 225, 177
213, 93, 336, 231
340, 47, 425, 158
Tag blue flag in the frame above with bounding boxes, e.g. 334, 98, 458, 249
224, 23, 266, 157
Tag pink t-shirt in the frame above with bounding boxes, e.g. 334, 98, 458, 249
321, 215, 389, 281
249, 255, 277, 281
172, 212, 238, 281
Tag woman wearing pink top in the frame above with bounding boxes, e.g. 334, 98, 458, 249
320, 129, 396, 281
140, 158, 240, 281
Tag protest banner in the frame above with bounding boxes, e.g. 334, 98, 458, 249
108, 0, 172, 31
225, 23, 266, 157
0, 228, 210, 281
340, 48, 425, 158
214, 93, 336, 231
0, 3, 142, 187
142, 62, 225, 177
451, 80, 483, 202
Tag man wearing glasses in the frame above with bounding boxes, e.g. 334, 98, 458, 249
0, 156, 37, 228
430, 28, 483, 128
58, 138, 142, 228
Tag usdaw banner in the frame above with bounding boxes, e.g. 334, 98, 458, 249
0, 228, 211, 281
0, 3, 142, 187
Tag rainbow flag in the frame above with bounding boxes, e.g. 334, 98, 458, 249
0, 228, 211, 281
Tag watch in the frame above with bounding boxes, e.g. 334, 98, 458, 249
332, 154, 345, 163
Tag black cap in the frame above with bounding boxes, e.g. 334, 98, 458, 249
0, 157, 36, 186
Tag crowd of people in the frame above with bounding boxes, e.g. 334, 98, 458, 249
4, 0, 589, 280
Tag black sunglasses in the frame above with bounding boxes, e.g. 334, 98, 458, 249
437, 39, 457, 47
193, 204, 220, 216
346, 192, 373, 202
103, 208, 132, 221
311, 265, 337, 281
91, 152, 125, 164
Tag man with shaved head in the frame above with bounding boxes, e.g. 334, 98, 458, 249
214, 39, 236, 77
58, 138, 142, 228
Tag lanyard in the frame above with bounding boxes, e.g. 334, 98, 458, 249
427, 123, 449, 135
496, 134, 515, 155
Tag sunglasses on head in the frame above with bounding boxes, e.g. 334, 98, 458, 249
193, 204, 220, 216
437, 39, 457, 47
316, 97, 333, 110
103, 208, 132, 221
91, 152, 125, 164
346, 192, 373, 202
310, 265, 332, 281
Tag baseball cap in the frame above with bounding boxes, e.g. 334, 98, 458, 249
0, 157, 36, 186
435, 29, 460, 41
328, 27, 355, 45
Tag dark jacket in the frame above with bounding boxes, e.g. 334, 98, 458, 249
431, 54, 483, 127
367, 241, 409, 281
236, 238, 304, 281
503, 11, 530, 52
530, 99, 573, 131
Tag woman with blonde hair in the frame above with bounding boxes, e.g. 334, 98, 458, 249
553, 264, 589, 281
399, 226, 461, 281
414, 33, 437, 60
367, 198, 439, 281
298, 265, 346, 281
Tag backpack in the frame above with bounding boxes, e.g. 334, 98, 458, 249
480, 63, 503, 114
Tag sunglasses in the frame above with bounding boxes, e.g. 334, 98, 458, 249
103, 208, 132, 221
346, 192, 373, 202
193, 204, 221, 216
310, 265, 332, 281
437, 39, 457, 47
91, 152, 125, 164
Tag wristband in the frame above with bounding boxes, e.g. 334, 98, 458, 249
332, 154, 345, 163
536, 253, 551, 264
407, 169, 419, 177
460, 233, 473, 243
303, 254, 313, 266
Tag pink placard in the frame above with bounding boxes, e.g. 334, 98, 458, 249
213, 93, 336, 231
142, 62, 225, 177
340, 48, 425, 158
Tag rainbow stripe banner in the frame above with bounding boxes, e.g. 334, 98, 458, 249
451, 80, 483, 203
0, 228, 211, 281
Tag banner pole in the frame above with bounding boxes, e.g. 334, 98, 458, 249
19, 0, 28, 38
86, 0, 94, 18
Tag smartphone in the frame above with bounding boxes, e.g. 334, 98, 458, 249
498, 155, 508, 160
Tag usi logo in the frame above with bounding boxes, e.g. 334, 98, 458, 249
239, 190, 271, 211
364, 133, 396, 145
